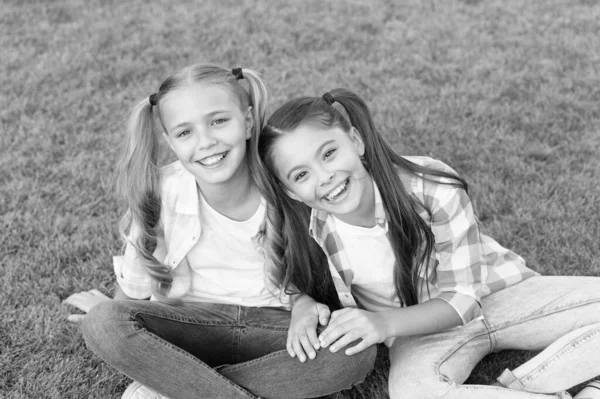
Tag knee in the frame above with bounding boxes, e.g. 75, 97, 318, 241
82, 300, 134, 358
336, 343, 378, 389
349, 343, 378, 384
388, 368, 450, 399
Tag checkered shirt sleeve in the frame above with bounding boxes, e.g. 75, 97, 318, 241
421, 175, 484, 323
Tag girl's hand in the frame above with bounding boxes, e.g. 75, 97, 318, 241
287, 295, 331, 363
62, 289, 111, 324
318, 308, 387, 356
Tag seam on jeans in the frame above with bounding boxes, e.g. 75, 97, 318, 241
233, 326, 242, 364
517, 326, 600, 385
223, 344, 374, 375
221, 349, 291, 372
434, 320, 491, 383
239, 324, 289, 332
130, 309, 238, 327
142, 326, 255, 398
482, 318, 497, 353
486, 297, 600, 333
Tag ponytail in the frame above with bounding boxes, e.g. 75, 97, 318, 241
116, 64, 274, 303
117, 99, 177, 303
261, 88, 468, 307
235, 69, 269, 192
255, 165, 342, 310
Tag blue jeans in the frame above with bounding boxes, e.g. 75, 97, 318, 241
388, 276, 600, 398
83, 300, 377, 399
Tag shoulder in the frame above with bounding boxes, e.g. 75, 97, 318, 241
398, 156, 464, 211
160, 160, 186, 181
402, 156, 457, 176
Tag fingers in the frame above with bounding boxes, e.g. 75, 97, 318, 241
63, 290, 111, 312
287, 322, 321, 362
329, 329, 362, 353
319, 309, 356, 348
289, 332, 315, 363
286, 334, 296, 358
89, 289, 110, 299
67, 314, 85, 324
329, 307, 352, 322
316, 303, 331, 326
344, 339, 372, 356
299, 332, 317, 361
319, 321, 348, 349
306, 324, 321, 351
63, 293, 87, 310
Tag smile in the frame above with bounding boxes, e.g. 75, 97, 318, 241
198, 151, 227, 167
323, 178, 350, 202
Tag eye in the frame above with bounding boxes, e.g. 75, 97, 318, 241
324, 148, 336, 159
177, 130, 191, 138
294, 171, 307, 182
211, 118, 228, 126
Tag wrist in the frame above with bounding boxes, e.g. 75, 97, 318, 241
291, 294, 315, 310
379, 308, 404, 340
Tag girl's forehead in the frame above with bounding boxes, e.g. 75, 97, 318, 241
288, 123, 348, 140
163, 83, 237, 107
160, 84, 239, 121
273, 125, 348, 163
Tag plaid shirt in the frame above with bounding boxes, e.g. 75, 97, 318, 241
309, 156, 538, 324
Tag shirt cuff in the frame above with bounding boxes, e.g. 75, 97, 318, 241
113, 255, 152, 299
436, 292, 482, 324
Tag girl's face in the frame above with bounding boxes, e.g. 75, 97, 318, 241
272, 123, 374, 225
160, 83, 253, 187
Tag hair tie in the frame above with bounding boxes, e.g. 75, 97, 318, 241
232, 67, 244, 80
149, 93, 158, 106
322, 92, 335, 105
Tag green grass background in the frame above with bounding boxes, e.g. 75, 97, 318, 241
1, 0, 599, 398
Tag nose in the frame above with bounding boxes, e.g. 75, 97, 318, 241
194, 129, 217, 150
317, 167, 335, 186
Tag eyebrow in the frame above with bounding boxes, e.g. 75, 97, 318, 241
286, 139, 335, 180
169, 110, 229, 133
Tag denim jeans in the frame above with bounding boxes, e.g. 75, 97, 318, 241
83, 300, 377, 399
387, 276, 600, 399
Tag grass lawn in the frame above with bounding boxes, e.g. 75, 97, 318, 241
1, 0, 599, 398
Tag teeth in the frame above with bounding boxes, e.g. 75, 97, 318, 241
199, 153, 226, 166
325, 179, 348, 201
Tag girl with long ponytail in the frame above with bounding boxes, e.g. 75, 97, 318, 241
259, 88, 600, 399
64, 67, 375, 399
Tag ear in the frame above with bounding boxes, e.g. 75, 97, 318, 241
162, 132, 175, 152
348, 126, 365, 156
244, 106, 254, 140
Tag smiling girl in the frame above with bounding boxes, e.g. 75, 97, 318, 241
65, 68, 375, 399
258, 88, 600, 399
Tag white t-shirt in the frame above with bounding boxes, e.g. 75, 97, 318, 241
185, 194, 284, 307
331, 215, 400, 312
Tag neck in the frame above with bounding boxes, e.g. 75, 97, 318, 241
335, 177, 377, 228
197, 161, 260, 221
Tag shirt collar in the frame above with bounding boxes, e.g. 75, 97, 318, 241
174, 168, 201, 215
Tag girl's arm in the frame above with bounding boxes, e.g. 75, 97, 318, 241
318, 298, 462, 355
322, 162, 485, 355
287, 294, 331, 362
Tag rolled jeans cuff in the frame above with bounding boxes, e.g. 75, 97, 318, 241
497, 369, 573, 399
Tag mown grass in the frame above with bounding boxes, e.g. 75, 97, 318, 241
1, 0, 599, 398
